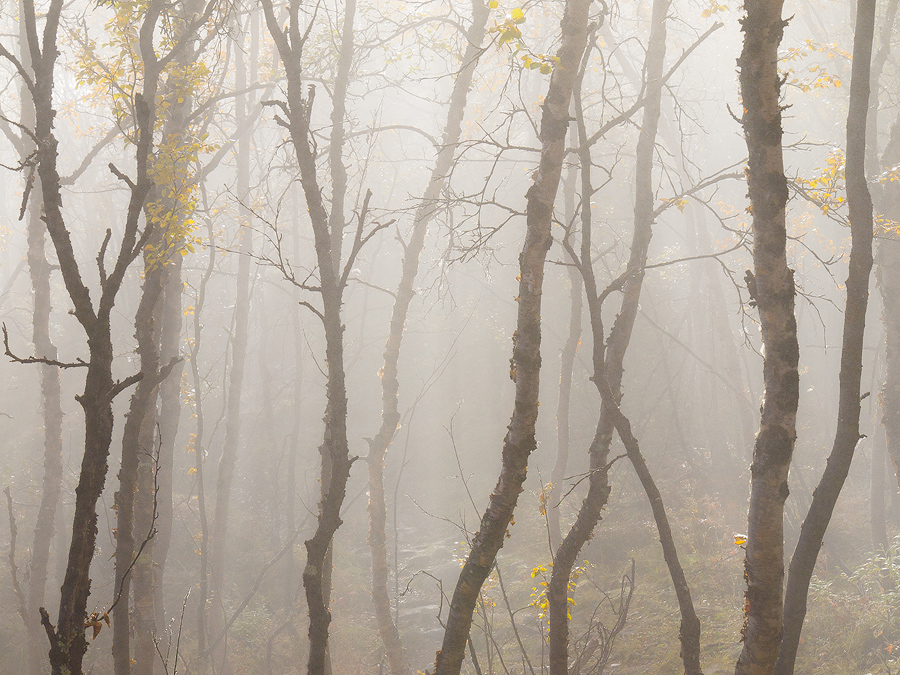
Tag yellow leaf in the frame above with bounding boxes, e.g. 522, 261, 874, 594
734, 534, 747, 546
511, 7, 525, 22
489, 0, 498, 6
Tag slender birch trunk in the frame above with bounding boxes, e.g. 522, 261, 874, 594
366, 4, 488, 673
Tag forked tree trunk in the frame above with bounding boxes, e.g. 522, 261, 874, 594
433, 2, 592, 673
23, 0, 161, 665
775, 3, 876, 672
366, 3, 488, 674
549, 1, 704, 672
734, 0, 798, 671
260, 3, 365, 673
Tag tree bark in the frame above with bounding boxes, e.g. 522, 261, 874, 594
190, 222, 216, 675
433, 2, 592, 673
774, 3, 876, 672
366, 4, 488, 674
549, 1, 704, 672
549, 145, 583, 553
734, 0, 798, 672
23, 0, 161, 665
260, 3, 364, 673
113, 248, 164, 675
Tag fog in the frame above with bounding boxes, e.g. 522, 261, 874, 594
0, 0, 896, 674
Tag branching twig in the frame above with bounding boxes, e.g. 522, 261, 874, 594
3, 323, 87, 368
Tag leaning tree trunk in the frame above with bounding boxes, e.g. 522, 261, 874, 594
549, 1, 703, 672
734, 0, 798, 671
433, 2, 592, 673
775, 2, 877, 673
366, 3, 488, 674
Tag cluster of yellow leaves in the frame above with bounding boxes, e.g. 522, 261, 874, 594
783, 39, 850, 93
662, 196, 690, 213
72, 2, 218, 268
145, 129, 214, 267
876, 214, 900, 236
488, 5, 558, 75
796, 148, 846, 213
538, 482, 553, 516
700, 1, 729, 18
73, 2, 148, 126
529, 561, 590, 623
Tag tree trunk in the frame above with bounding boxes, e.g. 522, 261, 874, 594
18, 5, 64, 672
153, 253, 184, 643
208, 21, 253, 674
190, 222, 216, 675
774, 3, 876, 672
260, 3, 363, 673
549, 1, 703, 672
734, 0, 798, 671
549, 147, 583, 553
114, 242, 166, 675
112, 249, 163, 675
878, 118, 900, 492
23, 2, 163, 673
433, 2, 592, 673
366, 3, 488, 674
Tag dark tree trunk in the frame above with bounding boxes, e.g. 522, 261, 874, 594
113, 250, 164, 675
734, 0, 798, 671
433, 2, 592, 673
366, 3, 488, 674
18, 3, 178, 673
260, 3, 369, 673
549, 1, 703, 672
775, 2, 876, 671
